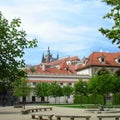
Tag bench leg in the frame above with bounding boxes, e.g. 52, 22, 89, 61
31, 115, 35, 119
38, 116, 42, 120
56, 117, 61, 120
48, 116, 53, 120
115, 117, 119, 120
86, 117, 90, 120
98, 118, 102, 120
70, 117, 74, 120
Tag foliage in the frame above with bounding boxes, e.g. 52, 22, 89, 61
74, 79, 88, 96
0, 11, 38, 85
13, 77, 31, 109
73, 79, 88, 105
34, 82, 51, 98
13, 77, 31, 97
112, 93, 120, 105
99, 0, 120, 48
88, 73, 113, 105
62, 85, 73, 103
63, 85, 73, 97
50, 81, 63, 97
74, 94, 104, 104
30, 66, 36, 73
74, 95, 88, 104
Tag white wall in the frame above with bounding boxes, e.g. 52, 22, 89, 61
77, 68, 92, 76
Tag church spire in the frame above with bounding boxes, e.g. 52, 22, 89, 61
57, 51, 59, 59
45, 46, 52, 62
41, 53, 45, 63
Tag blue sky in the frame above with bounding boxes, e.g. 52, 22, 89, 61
0, 0, 119, 65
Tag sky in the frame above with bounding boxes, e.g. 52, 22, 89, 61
0, 0, 120, 65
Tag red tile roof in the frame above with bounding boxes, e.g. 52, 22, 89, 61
26, 65, 74, 75
76, 52, 120, 70
41, 56, 79, 66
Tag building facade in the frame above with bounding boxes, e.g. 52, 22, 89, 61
24, 49, 120, 104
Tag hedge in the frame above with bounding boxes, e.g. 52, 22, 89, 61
74, 94, 104, 104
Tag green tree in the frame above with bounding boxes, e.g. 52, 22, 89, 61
74, 79, 87, 105
110, 75, 120, 104
0, 11, 37, 89
50, 81, 62, 104
34, 82, 51, 102
99, 0, 120, 48
88, 75, 99, 105
13, 77, 31, 109
63, 85, 73, 103
88, 72, 112, 105
30, 66, 36, 73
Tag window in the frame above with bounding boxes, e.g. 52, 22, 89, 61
68, 83, 72, 86
115, 57, 120, 64
118, 58, 120, 63
33, 82, 36, 85
98, 56, 105, 63
60, 83, 63, 86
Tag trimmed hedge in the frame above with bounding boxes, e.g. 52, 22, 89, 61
74, 94, 104, 104
112, 93, 120, 105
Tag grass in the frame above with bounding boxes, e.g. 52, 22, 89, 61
37, 103, 120, 109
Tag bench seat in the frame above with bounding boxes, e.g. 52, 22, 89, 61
97, 115, 120, 120
55, 114, 91, 120
21, 107, 52, 114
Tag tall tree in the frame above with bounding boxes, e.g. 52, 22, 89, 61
0, 11, 37, 84
13, 77, 31, 109
110, 75, 120, 104
34, 82, 51, 102
74, 79, 87, 105
0, 11, 37, 105
63, 85, 73, 103
50, 82, 62, 104
99, 0, 120, 48
88, 72, 112, 105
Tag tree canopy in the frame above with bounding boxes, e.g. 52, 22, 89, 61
0, 11, 37, 83
99, 0, 120, 48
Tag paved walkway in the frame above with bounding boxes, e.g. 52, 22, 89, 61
0, 105, 120, 120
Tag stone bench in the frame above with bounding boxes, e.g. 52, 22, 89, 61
55, 114, 91, 120
38, 107, 53, 111
14, 105, 23, 108
21, 109, 30, 114
31, 113, 54, 120
97, 115, 120, 120
21, 107, 53, 114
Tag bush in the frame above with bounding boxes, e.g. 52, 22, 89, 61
112, 93, 120, 105
74, 94, 104, 104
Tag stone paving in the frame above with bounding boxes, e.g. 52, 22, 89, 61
0, 105, 120, 120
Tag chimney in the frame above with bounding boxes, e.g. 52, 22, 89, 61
42, 64, 46, 71
100, 49, 103, 52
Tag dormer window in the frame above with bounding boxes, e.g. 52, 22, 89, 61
98, 56, 105, 63
82, 57, 88, 65
115, 57, 120, 64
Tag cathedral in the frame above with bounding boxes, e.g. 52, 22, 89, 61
41, 46, 59, 63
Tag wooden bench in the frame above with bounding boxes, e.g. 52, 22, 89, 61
97, 115, 120, 120
31, 113, 54, 120
55, 114, 91, 120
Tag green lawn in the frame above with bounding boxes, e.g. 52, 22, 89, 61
38, 103, 120, 109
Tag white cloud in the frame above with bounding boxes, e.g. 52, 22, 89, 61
0, 0, 119, 65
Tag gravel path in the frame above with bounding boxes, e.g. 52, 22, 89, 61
0, 105, 120, 120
